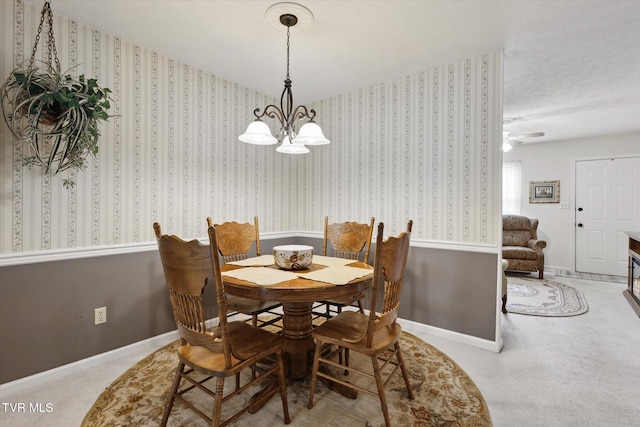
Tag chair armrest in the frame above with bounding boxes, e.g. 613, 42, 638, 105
527, 239, 547, 251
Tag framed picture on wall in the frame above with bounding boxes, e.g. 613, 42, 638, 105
529, 180, 560, 203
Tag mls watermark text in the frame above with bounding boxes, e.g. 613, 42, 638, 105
2, 402, 54, 413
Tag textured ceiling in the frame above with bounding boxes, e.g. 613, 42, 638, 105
25, 0, 640, 146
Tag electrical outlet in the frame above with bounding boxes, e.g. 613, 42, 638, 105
95, 307, 107, 325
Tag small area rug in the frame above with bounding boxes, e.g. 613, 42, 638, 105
82, 331, 491, 426
506, 276, 589, 316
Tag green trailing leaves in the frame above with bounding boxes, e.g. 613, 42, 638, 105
0, 61, 113, 186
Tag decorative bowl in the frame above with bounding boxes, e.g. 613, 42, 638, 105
273, 245, 314, 270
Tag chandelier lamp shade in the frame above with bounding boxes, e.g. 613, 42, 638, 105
239, 5, 329, 154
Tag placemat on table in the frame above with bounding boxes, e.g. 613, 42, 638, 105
221, 266, 297, 286
297, 265, 372, 285
225, 255, 274, 267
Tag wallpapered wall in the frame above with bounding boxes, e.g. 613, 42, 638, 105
0, 0, 502, 255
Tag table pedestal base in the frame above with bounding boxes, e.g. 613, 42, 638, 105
279, 302, 358, 400
281, 302, 315, 379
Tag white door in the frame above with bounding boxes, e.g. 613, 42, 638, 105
575, 156, 640, 276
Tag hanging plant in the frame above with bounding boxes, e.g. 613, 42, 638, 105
0, 1, 112, 188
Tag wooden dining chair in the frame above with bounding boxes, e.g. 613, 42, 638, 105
313, 216, 375, 319
208, 216, 283, 330
154, 222, 290, 427
307, 220, 414, 427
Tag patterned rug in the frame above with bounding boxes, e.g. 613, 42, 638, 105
506, 276, 589, 316
82, 330, 491, 426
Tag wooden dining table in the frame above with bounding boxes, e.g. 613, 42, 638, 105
220, 254, 373, 380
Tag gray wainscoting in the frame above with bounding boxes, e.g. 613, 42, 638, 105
1, 250, 176, 384
0, 237, 497, 384
402, 247, 498, 340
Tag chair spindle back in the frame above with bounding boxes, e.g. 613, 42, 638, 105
367, 220, 413, 347
154, 222, 232, 367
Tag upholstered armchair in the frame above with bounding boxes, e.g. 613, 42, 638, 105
502, 215, 547, 279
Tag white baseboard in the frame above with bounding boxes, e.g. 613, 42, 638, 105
398, 318, 502, 353
0, 315, 499, 395
0, 316, 228, 396
0, 330, 179, 396
546, 265, 571, 276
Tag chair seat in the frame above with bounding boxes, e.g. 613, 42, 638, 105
320, 292, 365, 306
308, 221, 413, 427
178, 321, 285, 375
312, 311, 401, 356
502, 246, 539, 260
226, 294, 280, 313
155, 222, 290, 427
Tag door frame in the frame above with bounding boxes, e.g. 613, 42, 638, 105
571, 153, 640, 274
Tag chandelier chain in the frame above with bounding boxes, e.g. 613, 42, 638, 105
286, 25, 291, 80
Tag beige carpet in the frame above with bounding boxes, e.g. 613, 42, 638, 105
82, 330, 491, 426
506, 276, 589, 316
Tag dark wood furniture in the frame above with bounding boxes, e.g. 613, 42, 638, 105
624, 232, 640, 317
221, 260, 373, 379
153, 222, 290, 426
208, 216, 283, 329
315, 216, 375, 319
307, 221, 414, 427
501, 259, 509, 313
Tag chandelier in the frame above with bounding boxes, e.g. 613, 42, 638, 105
239, 4, 329, 154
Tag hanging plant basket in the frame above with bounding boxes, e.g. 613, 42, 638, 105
0, 1, 112, 188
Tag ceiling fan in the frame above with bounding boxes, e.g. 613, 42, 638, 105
502, 118, 545, 152
503, 131, 545, 151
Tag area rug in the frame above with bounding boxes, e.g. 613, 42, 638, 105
82, 331, 491, 426
506, 276, 589, 316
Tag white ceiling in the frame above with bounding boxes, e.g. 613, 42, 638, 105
28, 0, 640, 145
